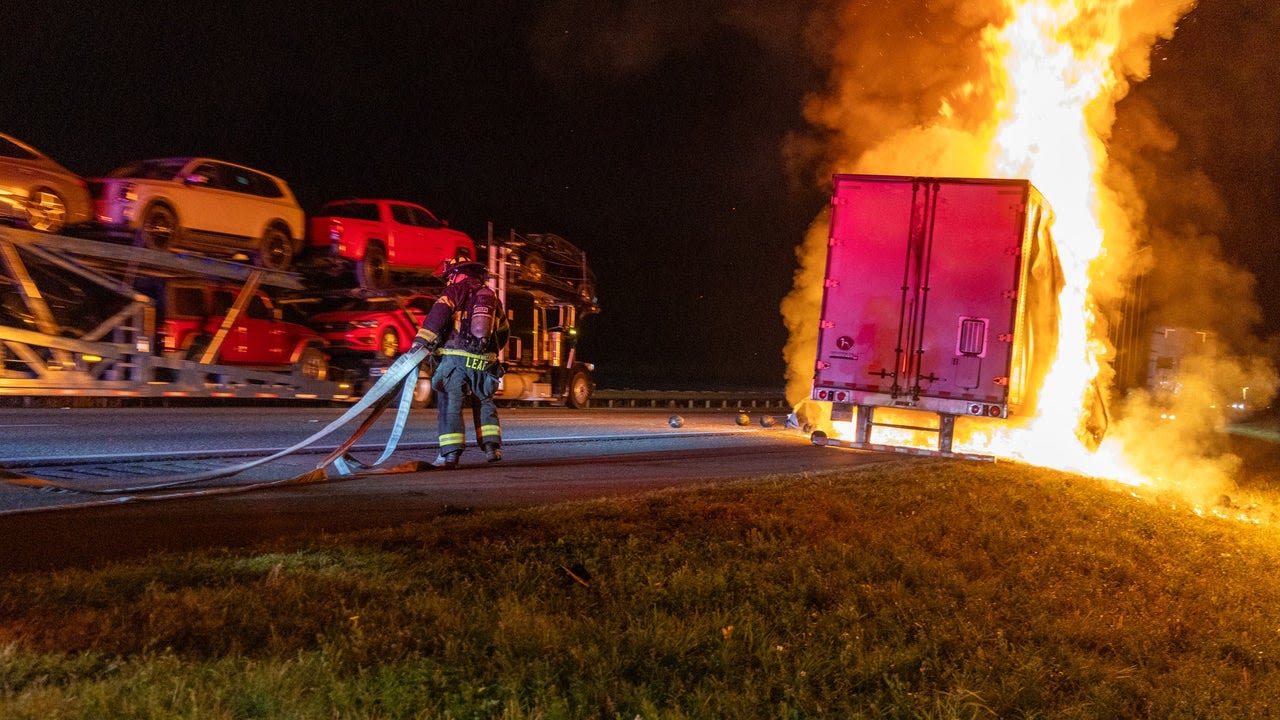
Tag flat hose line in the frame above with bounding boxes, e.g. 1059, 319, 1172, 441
0, 347, 433, 496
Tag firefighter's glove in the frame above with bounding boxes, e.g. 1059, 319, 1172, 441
409, 337, 437, 355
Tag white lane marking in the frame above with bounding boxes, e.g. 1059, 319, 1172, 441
0, 430, 775, 467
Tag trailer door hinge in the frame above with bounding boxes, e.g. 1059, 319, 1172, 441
1004, 246, 1022, 256
997, 333, 1013, 343
823, 278, 839, 288
831, 196, 848, 205
1001, 290, 1017, 299
820, 320, 835, 329
993, 376, 1010, 386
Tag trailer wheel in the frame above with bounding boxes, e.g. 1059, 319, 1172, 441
136, 203, 177, 250
358, 243, 389, 289
257, 225, 294, 271
378, 328, 400, 358
298, 346, 329, 381
565, 369, 592, 409
25, 189, 67, 234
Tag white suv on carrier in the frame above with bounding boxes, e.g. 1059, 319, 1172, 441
90, 157, 305, 270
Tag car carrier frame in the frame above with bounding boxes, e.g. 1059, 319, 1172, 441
0, 226, 356, 401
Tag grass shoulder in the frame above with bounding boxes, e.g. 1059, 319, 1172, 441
2, 458, 1279, 718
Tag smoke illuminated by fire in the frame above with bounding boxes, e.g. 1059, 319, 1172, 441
783, 0, 1277, 502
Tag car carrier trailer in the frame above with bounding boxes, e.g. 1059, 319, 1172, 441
810, 174, 1067, 458
0, 226, 355, 401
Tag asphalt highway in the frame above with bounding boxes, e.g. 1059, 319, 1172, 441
0, 406, 897, 573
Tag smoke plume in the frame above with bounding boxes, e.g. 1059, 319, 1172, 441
780, 0, 1278, 502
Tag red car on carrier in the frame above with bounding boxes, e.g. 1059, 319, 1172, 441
306, 292, 435, 360
161, 282, 330, 380
305, 198, 475, 288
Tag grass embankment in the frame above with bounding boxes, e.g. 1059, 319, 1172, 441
3, 458, 1280, 719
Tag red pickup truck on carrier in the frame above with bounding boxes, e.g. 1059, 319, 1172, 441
305, 199, 476, 289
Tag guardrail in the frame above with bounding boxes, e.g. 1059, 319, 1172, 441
2, 389, 794, 411
591, 389, 790, 411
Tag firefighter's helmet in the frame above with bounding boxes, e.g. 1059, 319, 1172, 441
440, 257, 486, 279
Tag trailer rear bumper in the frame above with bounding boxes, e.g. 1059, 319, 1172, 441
821, 393, 1008, 421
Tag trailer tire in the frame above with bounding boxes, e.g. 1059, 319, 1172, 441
257, 225, 294, 271
136, 203, 177, 250
357, 243, 389, 289
297, 346, 329, 381
565, 369, 592, 409
25, 189, 67, 234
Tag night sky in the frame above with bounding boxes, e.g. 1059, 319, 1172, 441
3, 1, 1276, 390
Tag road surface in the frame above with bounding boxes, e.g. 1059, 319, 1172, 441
0, 406, 895, 573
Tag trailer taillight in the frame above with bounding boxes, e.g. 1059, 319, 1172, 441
967, 403, 1005, 418
815, 388, 849, 402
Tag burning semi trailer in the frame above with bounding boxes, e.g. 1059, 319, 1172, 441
778, 0, 1280, 505
808, 173, 1105, 460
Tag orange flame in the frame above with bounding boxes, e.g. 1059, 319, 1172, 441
785, 0, 1222, 490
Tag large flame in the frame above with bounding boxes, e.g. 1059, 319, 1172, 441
781, 0, 1275, 501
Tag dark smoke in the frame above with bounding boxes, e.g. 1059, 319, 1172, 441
528, 0, 831, 90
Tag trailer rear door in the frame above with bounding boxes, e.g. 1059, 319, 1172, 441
814, 175, 1031, 415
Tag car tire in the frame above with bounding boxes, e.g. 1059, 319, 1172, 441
520, 251, 545, 283
357, 243, 389, 289
565, 369, 592, 409
184, 333, 213, 362
135, 203, 177, 251
25, 189, 67, 234
297, 346, 329, 381
379, 328, 400, 358
258, 226, 294, 271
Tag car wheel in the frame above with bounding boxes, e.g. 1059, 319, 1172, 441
25, 189, 67, 234
297, 346, 329, 381
565, 369, 592, 408
379, 328, 400, 358
135, 204, 177, 250
357, 243, 389, 289
258, 226, 293, 271
521, 251, 545, 283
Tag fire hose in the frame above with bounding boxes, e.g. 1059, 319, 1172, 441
1, 346, 435, 498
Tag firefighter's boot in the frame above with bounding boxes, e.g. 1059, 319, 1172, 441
483, 443, 502, 463
431, 451, 461, 469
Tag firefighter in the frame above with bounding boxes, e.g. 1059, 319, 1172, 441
410, 257, 506, 468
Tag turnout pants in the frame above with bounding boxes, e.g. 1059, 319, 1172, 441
431, 350, 502, 456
